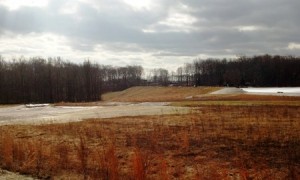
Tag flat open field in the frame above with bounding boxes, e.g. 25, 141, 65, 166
0, 86, 299, 179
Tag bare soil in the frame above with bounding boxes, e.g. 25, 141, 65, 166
0, 103, 189, 125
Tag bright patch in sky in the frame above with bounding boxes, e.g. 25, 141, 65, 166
159, 13, 197, 28
143, 12, 198, 33
237, 26, 260, 32
0, 32, 71, 57
0, 0, 49, 10
59, 1, 79, 15
122, 0, 153, 10
288, 43, 300, 50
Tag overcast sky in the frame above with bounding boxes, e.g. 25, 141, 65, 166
0, 0, 300, 71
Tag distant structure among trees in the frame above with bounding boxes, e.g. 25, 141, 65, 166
0, 54, 299, 104
147, 55, 300, 87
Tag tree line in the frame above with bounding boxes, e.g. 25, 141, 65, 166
101, 65, 144, 92
180, 55, 300, 87
0, 57, 143, 104
148, 55, 300, 87
0, 54, 299, 104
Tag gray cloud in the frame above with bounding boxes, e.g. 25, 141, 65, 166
0, 0, 299, 70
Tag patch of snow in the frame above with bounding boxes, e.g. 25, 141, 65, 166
25, 104, 50, 108
241, 87, 300, 93
211, 87, 300, 96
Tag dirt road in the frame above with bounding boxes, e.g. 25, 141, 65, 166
0, 103, 190, 125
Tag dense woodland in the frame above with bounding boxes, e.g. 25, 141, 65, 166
0, 57, 143, 104
0, 55, 299, 104
152, 55, 300, 87
191, 55, 300, 87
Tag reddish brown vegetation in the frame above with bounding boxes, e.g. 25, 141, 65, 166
196, 94, 300, 101
0, 105, 299, 179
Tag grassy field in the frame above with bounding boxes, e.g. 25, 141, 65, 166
0, 87, 299, 179
171, 93, 300, 107
172, 100, 300, 107
0, 106, 299, 179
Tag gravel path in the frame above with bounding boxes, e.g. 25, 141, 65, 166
0, 103, 190, 125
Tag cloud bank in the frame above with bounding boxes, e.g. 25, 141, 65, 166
0, 0, 299, 70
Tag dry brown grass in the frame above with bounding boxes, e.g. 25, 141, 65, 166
172, 100, 300, 107
101, 86, 220, 102
0, 105, 299, 179
196, 93, 300, 101
172, 94, 300, 107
